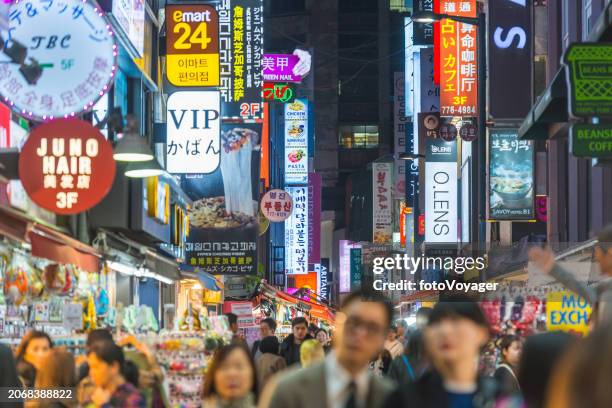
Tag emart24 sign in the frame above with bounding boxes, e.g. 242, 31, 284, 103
166, 4, 220, 86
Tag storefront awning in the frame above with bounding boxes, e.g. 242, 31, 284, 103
519, 68, 568, 140
197, 271, 223, 291
29, 225, 101, 273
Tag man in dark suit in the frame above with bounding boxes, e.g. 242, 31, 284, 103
0, 343, 24, 408
252, 317, 278, 360
265, 290, 395, 408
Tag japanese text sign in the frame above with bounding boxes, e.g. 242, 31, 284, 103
372, 162, 393, 244
262, 82, 294, 102
441, 0, 477, 18
166, 4, 220, 87
285, 99, 309, 185
113, 0, 145, 57
18, 118, 116, 214
285, 186, 309, 275
0, 0, 116, 121
166, 91, 221, 174
489, 129, 534, 220
439, 2, 478, 117
262, 54, 302, 83
216, 0, 264, 119
260, 189, 293, 222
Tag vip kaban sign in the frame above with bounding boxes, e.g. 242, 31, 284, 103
166, 91, 221, 174
18, 119, 116, 214
166, 4, 220, 87
0, 0, 116, 120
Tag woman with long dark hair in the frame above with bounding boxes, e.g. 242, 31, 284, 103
202, 344, 258, 408
15, 330, 53, 388
32, 349, 77, 408
494, 335, 523, 395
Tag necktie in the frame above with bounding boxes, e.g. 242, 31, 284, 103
344, 381, 357, 408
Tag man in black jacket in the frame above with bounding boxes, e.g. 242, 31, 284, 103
386, 297, 503, 408
1, 343, 24, 408
280, 316, 312, 366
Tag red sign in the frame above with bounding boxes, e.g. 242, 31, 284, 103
19, 119, 116, 215
260, 189, 293, 222
399, 206, 412, 247
441, 0, 477, 18
439, 1, 478, 117
0, 103, 10, 148
418, 214, 425, 236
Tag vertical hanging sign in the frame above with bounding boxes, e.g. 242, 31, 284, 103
372, 162, 393, 244
439, 0, 478, 117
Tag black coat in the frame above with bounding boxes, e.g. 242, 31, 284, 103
0, 344, 24, 408
279, 333, 313, 367
386, 370, 502, 408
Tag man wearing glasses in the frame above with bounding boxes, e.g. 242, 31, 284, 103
265, 290, 395, 408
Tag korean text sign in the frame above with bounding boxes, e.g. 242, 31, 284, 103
372, 162, 393, 244
166, 4, 220, 87
0, 0, 116, 120
284, 99, 309, 185
260, 189, 293, 222
216, 0, 264, 119
166, 91, 221, 174
18, 119, 116, 214
489, 129, 534, 220
439, 1, 478, 117
285, 186, 309, 275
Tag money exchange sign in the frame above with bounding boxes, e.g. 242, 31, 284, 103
166, 4, 220, 87
439, 1, 478, 117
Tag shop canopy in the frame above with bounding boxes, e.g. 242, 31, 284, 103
0, 205, 101, 272
258, 282, 335, 323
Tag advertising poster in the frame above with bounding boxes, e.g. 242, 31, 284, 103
308, 173, 322, 264
216, 0, 264, 120
350, 248, 362, 291
425, 138, 458, 244
166, 4, 220, 87
439, 0, 478, 117
285, 99, 309, 184
285, 186, 308, 275
372, 162, 393, 244
182, 123, 261, 275
489, 129, 534, 220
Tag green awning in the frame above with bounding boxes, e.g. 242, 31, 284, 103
519, 68, 569, 140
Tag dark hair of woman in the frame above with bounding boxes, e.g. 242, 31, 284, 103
259, 336, 280, 355
202, 344, 258, 401
15, 330, 53, 362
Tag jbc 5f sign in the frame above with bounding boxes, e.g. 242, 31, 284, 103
166, 4, 220, 86
18, 119, 116, 214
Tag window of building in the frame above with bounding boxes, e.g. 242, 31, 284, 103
267, 0, 306, 15
582, 0, 593, 40
339, 125, 379, 149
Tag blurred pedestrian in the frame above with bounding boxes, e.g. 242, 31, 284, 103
416, 307, 433, 330
517, 332, 577, 408
1, 342, 23, 408
387, 330, 428, 385
84, 340, 145, 407
202, 344, 258, 408
77, 329, 114, 382
264, 290, 394, 408
32, 349, 77, 408
315, 328, 331, 353
494, 335, 523, 395
370, 349, 392, 377
308, 323, 319, 338
279, 317, 312, 367
551, 323, 612, 408
226, 313, 247, 346
255, 336, 286, 393
384, 325, 404, 358
15, 330, 53, 388
252, 318, 277, 360
386, 296, 500, 408
299, 339, 325, 368
529, 224, 612, 326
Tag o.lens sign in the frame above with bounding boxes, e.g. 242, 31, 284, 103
18, 119, 116, 214
0, 0, 117, 120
